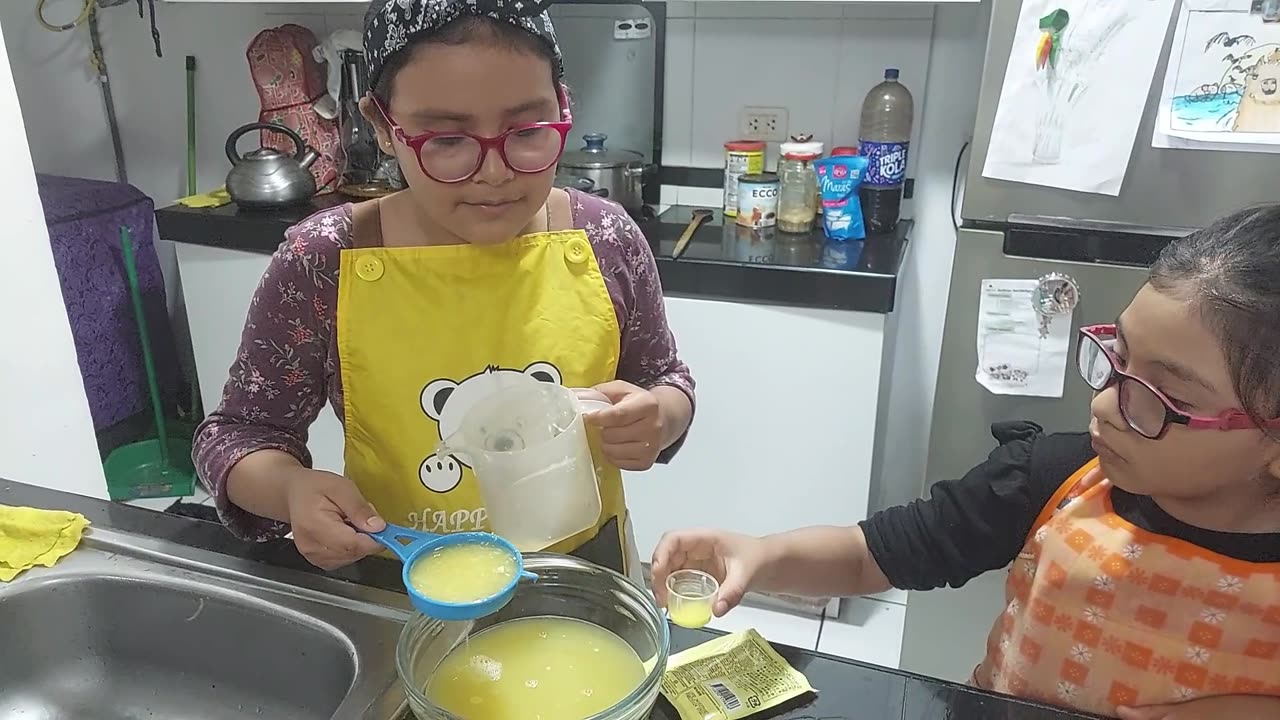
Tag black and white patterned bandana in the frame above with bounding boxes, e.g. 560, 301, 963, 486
363, 0, 564, 91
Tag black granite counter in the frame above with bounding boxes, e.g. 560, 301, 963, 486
155, 198, 907, 314
1, 479, 1096, 720
644, 205, 908, 314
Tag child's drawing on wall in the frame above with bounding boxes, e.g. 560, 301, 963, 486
1170, 11, 1280, 134
1234, 49, 1280, 131
982, 0, 1177, 195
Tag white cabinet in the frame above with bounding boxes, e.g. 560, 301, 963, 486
708, 605, 822, 651
623, 295, 886, 562
816, 596, 907, 668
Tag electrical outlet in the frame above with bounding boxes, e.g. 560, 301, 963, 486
613, 18, 652, 40
738, 107, 789, 143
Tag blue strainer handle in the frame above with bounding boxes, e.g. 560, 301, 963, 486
367, 524, 441, 564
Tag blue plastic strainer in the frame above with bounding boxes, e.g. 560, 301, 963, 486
367, 524, 536, 621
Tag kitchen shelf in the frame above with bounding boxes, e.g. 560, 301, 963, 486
157, 0, 372, 3
159, 0, 980, 4
156, 0, 377, 3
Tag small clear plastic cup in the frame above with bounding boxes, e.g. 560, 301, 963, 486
666, 569, 718, 629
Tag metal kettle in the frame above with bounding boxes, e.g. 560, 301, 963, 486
225, 123, 320, 209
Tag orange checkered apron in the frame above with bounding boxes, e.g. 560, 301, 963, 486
972, 459, 1280, 716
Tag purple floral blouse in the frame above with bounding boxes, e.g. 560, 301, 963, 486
195, 189, 695, 541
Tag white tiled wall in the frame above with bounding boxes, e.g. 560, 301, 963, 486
2, 1, 937, 214
327, 1, 937, 181
662, 2, 934, 182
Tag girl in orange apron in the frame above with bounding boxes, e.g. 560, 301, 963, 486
650, 206, 1280, 719
194, 0, 694, 583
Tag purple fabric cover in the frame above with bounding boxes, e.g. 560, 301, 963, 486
38, 174, 180, 431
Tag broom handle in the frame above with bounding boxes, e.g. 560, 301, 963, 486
120, 227, 170, 465
186, 55, 196, 195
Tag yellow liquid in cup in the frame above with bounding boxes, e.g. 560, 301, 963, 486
668, 600, 713, 629
407, 542, 517, 604
426, 616, 645, 719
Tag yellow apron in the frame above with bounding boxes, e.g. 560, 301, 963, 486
336, 207, 632, 574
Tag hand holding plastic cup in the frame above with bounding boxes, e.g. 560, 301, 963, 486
666, 569, 719, 629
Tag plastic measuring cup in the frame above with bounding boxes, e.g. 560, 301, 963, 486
438, 379, 612, 552
367, 524, 536, 621
666, 569, 719, 629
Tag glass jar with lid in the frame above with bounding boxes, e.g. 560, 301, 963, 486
776, 134, 824, 234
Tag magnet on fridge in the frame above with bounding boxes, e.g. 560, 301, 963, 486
1032, 272, 1080, 317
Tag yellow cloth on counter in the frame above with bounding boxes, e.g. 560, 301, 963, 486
177, 187, 232, 208
0, 505, 89, 582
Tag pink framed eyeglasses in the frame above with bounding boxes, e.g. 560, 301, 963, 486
1077, 323, 1280, 439
372, 97, 571, 184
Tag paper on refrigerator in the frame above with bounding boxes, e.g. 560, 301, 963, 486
981, 0, 1178, 195
1152, 1, 1280, 153
975, 279, 1073, 398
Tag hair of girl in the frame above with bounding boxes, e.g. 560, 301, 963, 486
1148, 205, 1280, 438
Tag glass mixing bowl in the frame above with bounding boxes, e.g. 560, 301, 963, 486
396, 553, 670, 720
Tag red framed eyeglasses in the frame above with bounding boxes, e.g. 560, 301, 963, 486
372, 97, 571, 184
1077, 323, 1280, 439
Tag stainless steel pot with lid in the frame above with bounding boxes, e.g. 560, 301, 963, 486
553, 173, 604, 196
558, 133, 648, 211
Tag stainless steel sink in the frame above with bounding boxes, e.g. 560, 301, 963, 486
0, 526, 412, 720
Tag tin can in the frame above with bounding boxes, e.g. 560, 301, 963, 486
723, 140, 765, 217
736, 173, 780, 229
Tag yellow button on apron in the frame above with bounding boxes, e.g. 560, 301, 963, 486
355, 255, 385, 282
565, 238, 591, 265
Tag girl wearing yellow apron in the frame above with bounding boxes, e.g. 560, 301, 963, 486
193, 0, 694, 581
650, 206, 1280, 719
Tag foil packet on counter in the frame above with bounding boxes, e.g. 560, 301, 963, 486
814, 155, 869, 241
660, 629, 816, 720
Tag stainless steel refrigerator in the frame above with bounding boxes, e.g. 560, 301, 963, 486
898, 0, 1279, 683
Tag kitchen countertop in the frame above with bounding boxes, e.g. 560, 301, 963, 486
155, 196, 908, 314
0, 479, 1097, 720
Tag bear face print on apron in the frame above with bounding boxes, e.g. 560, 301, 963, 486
335, 200, 633, 575
974, 459, 1280, 716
